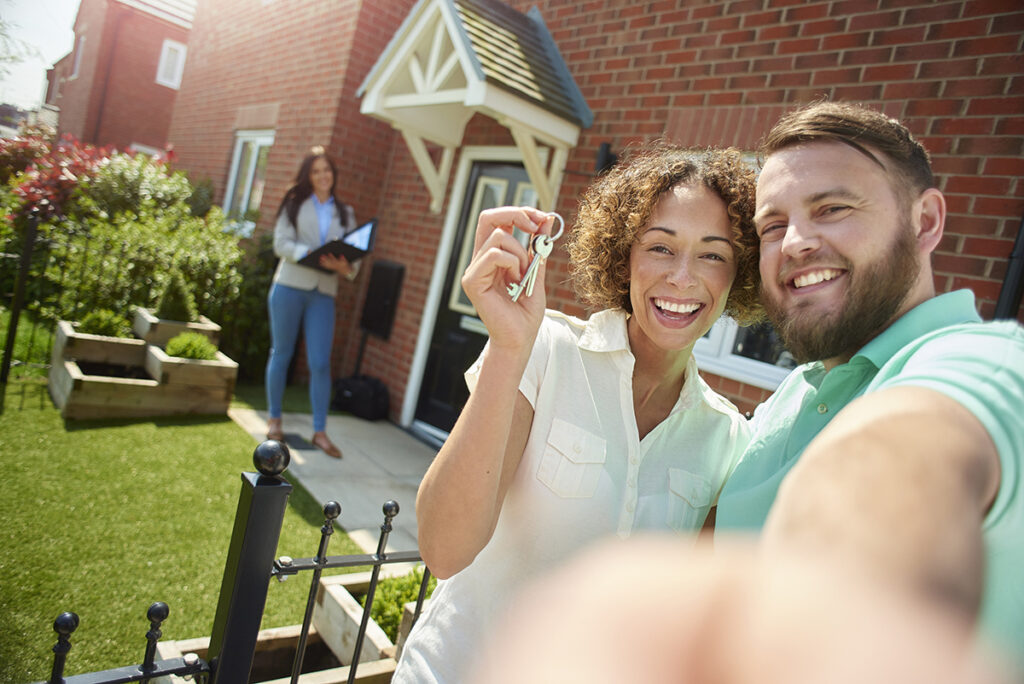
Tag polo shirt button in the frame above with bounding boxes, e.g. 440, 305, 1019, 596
817, 403, 828, 414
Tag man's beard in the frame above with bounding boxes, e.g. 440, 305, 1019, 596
761, 222, 919, 366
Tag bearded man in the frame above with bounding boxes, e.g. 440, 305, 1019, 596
715, 101, 1024, 666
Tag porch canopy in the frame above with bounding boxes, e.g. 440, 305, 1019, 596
357, 0, 593, 212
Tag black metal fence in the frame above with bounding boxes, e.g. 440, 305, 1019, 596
36, 440, 430, 684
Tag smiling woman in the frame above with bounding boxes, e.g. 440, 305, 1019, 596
393, 143, 763, 684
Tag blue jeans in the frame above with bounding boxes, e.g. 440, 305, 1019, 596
266, 282, 336, 432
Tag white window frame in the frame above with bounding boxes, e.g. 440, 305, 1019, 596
223, 129, 275, 237
156, 39, 187, 89
693, 318, 791, 391
70, 36, 85, 79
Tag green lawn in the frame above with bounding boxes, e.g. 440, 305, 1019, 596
0, 380, 364, 683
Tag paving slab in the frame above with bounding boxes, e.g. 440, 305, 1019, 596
229, 407, 436, 554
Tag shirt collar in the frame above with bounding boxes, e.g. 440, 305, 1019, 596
575, 308, 722, 413
577, 309, 631, 353
854, 289, 980, 367
311, 194, 334, 208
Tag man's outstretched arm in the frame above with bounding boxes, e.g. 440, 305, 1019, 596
761, 385, 1000, 617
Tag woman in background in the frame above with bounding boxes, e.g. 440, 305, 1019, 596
265, 146, 357, 459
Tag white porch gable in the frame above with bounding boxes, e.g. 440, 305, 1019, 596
358, 0, 592, 212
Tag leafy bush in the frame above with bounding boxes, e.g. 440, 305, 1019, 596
77, 309, 133, 338
187, 177, 215, 217
360, 568, 437, 643
7, 134, 109, 221
155, 269, 199, 323
165, 331, 218, 360
0, 130, 51, 185
213, 232, 275, 382
73, 152, 193, 218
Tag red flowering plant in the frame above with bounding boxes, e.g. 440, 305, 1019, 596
9, 134, 109, 224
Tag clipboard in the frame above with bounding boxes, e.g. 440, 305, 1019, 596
299, 218, 378, 272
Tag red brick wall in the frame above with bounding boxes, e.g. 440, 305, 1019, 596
55, 0, 186, 150
55, 0, 109, 142
93, 8, 186, 150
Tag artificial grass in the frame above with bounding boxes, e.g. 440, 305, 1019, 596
0, 381, 364, 683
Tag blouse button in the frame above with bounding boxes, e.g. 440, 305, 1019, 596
817, 403, 828, 414
573, 443, 582, 454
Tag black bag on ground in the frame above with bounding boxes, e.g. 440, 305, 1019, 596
331, 374, 389, 421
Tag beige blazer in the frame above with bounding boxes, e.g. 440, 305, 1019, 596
272, 196, 358, 296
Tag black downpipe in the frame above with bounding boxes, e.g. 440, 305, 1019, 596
994, 211, 1024, 320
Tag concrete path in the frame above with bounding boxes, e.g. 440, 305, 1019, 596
228, 407, 436, 554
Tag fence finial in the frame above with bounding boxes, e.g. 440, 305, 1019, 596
253, 439, 290, 476
48, 612, 79, 684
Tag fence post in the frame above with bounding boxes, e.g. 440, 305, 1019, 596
0, 209, 39, 402
207, 440, 292, 684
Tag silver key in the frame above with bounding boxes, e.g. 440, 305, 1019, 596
507, 213, 564, 302
508, 236, 554, 302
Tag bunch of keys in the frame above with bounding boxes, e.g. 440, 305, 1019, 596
507, 212, 565, 302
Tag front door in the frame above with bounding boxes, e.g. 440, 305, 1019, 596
414, 162, 536, 436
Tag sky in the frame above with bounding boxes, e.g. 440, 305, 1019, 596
1, 0, 80, 109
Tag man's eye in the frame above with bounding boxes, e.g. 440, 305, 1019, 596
758, 224, 785, 241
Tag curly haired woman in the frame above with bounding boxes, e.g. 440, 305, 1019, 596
394, 142, 763, 683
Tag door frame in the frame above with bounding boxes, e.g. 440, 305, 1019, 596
400, 146, 527, 428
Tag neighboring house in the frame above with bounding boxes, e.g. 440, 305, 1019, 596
44, 0, 196, 153
168, 0, 1024, 441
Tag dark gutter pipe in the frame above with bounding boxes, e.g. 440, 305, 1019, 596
994, 210, 1024, 320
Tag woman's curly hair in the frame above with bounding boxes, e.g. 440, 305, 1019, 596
567, 142, 764, 326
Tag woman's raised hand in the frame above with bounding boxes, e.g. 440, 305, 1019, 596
462, 206, 554, 350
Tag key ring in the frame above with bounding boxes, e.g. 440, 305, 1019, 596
546, 212, 565, 242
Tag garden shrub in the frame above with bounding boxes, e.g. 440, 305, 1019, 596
360, 568, 437, 643
77, 309, 133, 338
213, 232, 275, 382
165, 331, 218, 360
155, 269, 199, 323
72, 152, 193, 218
187, 177, 215, 218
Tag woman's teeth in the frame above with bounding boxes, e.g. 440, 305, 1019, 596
654, 298, 700, 314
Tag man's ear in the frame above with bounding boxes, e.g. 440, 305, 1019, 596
915, 188, 945, 254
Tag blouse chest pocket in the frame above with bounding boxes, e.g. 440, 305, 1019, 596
536, 418, 606, 498
666, 468, 714, 532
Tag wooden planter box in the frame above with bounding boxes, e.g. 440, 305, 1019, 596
132, 307, 221, 347
48, 320, 237, 420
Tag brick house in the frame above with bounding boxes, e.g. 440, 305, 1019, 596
167, 0, 1024, 441
45, 0, 195, 153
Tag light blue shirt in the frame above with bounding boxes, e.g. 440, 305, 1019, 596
717, 290, 1024, 663
311, 194, 335, 246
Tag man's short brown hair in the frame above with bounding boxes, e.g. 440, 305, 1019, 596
758, 101, 935, 201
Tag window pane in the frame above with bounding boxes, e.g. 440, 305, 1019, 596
247, 145, 271, 218
227, 142, 255, 220
731, 322, 796, 369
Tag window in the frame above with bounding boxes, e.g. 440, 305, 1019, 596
70, 36, 85, 79
694, 317, 795, 391
223, 130, 275, 237
156, 39, 187, 89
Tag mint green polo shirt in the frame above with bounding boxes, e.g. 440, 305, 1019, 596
716, 290, 1024, 663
